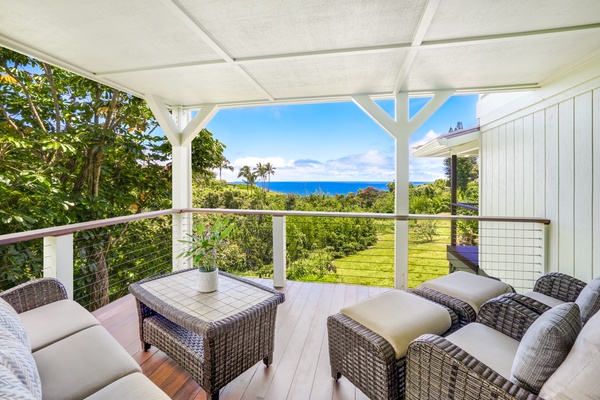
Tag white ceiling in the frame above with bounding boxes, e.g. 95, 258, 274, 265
1, 0, 599, 108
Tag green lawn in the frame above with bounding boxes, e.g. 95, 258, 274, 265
332, 220, 451, 288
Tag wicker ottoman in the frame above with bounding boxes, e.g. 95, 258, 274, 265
412, 271, 514, 326
327, 291, 458, 400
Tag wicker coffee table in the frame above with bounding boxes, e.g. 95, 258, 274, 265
129, 268, 285, 400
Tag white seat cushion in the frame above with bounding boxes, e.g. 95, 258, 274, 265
418, 271, 513, 313
540, 306, 600, 400
19, 300, 99, 352
446, 322, 519, 380
84, 373, 170, 400
525, 291, 567, 308
341, 291, 452, 358
33, 326, 141, 400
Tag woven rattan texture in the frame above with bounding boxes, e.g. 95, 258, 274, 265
0, 278, 67, 313
476, 294, 544, 341
130, 269, 284, 399
327, 296, 458, 400
411, 286, 477, 327
406, 335, 542, 400
533, 272, 586, 303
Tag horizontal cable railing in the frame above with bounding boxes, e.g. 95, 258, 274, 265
0, 208, 550, 310
72, 215, 172, 310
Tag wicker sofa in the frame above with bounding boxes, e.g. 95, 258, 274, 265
0, 278, 170, 400
406, 292, 600, 400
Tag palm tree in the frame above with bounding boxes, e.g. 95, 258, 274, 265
254, 162, 267, 190
237, 165, 254, 191
218, 157, 234, 181
265, 162, 276, 191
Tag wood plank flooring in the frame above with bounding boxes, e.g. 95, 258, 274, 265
92, 279, 390, 400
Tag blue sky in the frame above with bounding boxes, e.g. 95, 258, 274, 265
206, 95, 479, 182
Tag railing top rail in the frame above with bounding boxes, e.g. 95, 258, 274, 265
184, 208, 404, 219
185, 209, 550, 224
0, 207, 551, 246
0, 209, 178, 246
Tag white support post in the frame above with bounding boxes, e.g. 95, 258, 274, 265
172, 143, 193, 271
272, 215, 286, 288
43, 235, 74, 299
353, 90, 453, 290
145, 96, 220, 272
172, 107, 193, 271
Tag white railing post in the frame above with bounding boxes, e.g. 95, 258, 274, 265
272, 215, 286, 288
43, 234, 74, 299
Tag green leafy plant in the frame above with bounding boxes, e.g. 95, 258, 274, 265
178, 217, 234, 272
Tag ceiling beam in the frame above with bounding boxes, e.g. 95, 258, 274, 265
158, 0, 274, 102
94, 23, 600, 77
157, 0, 233, 63
0, 34, 144, 97
393, 0, 441, 93
181, 83, 537, 110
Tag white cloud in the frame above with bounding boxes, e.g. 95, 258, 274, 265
217, 150, 394, 182
216, 148, 445, 183
410, 129, 440, 149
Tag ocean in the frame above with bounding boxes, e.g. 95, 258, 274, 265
231, 181, 429, 196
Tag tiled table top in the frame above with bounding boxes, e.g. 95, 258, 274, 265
140, 270, 273, 322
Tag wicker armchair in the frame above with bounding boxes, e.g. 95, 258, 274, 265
532, 272, 586, 303
405, 294, 548, 400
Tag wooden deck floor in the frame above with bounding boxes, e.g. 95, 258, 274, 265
92, 279, 391, 400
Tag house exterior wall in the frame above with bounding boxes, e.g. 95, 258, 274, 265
478, 55, 600, 291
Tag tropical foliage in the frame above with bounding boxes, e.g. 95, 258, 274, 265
0, 47, 224, 309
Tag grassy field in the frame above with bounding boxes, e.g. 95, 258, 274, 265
332, 220, 451, 288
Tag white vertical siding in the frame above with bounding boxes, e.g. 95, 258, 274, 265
480, 85, 600, 290
594, 89, 600, 279
545, 105, 560, 277
574, 93, 593, 282
532, 110, 545, 218
558, 99, 575, 277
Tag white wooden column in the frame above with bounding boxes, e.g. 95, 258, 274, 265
353, 91, 453, 289
146, 95, 218, 271
172, 142, 193, 271
272, 215, 286, 287
43, 235, 74, 298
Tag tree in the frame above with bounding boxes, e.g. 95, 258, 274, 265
264, 162, 276, 190
253, 162, 267, 189
443, 157, 478, 194
0, 47, 223, 309
217, 156, 234, 181
237, 165, 256, 191
0, 47, 174, 308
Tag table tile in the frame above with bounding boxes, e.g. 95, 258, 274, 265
139, 270, 274, 322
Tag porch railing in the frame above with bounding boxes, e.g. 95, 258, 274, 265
0, 208, 549, 310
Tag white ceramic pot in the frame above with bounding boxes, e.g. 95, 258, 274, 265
197, 268, 219, 293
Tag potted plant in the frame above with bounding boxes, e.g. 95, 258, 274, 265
178, 216, 234, 292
